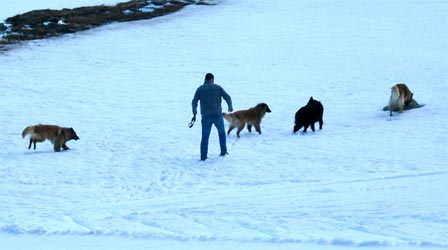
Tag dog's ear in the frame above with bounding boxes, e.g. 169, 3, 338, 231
307, 97, 314, 105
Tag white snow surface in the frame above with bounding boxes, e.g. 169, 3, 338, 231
1, 0, 448, 249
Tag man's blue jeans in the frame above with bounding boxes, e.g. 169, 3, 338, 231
201, 114, 227, 160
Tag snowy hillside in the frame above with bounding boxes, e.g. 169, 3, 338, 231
0, 0, 447, 249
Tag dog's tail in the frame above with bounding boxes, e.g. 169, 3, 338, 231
390, 86, 400, 99
22, 126, 34, 138
222, 112, 231, 122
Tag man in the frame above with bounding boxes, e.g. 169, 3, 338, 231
192, 73, 233, 161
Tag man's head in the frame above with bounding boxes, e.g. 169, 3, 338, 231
204, 73, 214, 83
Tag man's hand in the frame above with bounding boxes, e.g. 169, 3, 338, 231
188, 115, 196, 128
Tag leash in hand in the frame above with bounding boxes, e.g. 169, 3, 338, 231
188, 115, 196, 128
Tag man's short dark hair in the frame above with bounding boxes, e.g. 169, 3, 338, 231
205, 73, 214, 81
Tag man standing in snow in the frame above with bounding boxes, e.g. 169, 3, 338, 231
192, 73, 233, 161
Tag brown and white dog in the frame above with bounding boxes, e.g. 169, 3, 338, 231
22, 124, 79, 152
223, 103, 271, 137
388, 83, 413, 116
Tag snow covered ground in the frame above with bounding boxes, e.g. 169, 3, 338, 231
1, 0, 447, 249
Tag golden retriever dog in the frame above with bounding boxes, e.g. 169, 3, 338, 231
22, 124, 79, 152
388, 83, 414, 116
223, 103, 271, 137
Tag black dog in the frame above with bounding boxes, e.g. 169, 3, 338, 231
293, 97, 324, 133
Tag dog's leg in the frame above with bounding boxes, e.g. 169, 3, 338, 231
310, 123, 316, 132
398, 98, 405, 113
227, 125, 235, 135
303, 124, 309, 133
62, 143, 70, 150
53, 140, 62, 152
236, 124, 245, 138
28, 138, 36, 150
254, 124, 262, 134
247, 124, 252, 133
319, 119, 323, 130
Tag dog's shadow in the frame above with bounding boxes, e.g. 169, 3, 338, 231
23, 149, 75, 155
293, 131, 321, 136
24, 151, 54, 155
